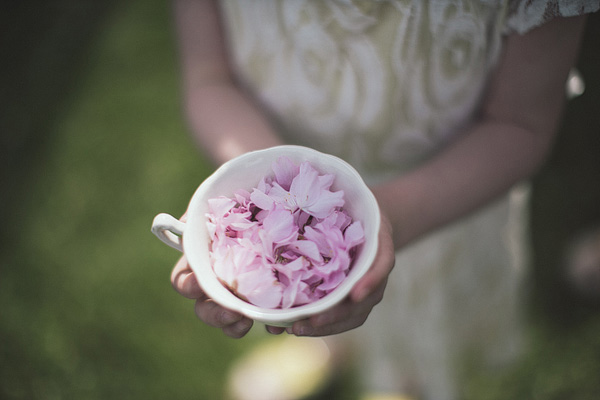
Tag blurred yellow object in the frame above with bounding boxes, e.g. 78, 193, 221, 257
361, 394, 417, 400
227, 335, 332, 400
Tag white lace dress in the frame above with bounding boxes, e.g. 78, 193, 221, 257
218, 1, 599, 398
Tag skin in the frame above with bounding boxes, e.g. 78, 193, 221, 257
170, 0, 587, 338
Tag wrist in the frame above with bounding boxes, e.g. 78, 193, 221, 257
372, 167, 453, 250
371, 180, 420, 250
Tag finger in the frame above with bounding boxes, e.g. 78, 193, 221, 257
351, 217, 395, 302
222, 318, 254, 339
194, 297, 239, 326
194, 299, 253, 338
291, 301, 360, 337
171, 255, 204, 299
265, 325, 286, 335
292, 283, 386, 337
174, 211, 253, 338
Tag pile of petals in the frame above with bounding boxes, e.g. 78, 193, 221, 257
206, 156, 365, 309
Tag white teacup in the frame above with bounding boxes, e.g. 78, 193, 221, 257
151, 145, 380, 326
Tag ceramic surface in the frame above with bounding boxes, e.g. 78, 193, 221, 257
152, 145, 380, 326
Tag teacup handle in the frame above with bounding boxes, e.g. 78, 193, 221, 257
151, 213, 186, 252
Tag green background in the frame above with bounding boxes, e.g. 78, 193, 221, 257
1, 1, 599, 399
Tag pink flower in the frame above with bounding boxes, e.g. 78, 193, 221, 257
206, 196, 255, 237
272, 156, 299, 191
235, 264, 283, 309
303, 218, 365, 291
274, 257, 312, 308
259, 206, 297, 262
206, 156, 365, 309
286, 239, 323, 263
267, 161, 345, 219
210, 238, 257, 289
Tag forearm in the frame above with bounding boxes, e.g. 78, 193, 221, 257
173, 0, 282, 166
375, 15, 586, 250
184, 83, 282, 165
373, 117, 555, 249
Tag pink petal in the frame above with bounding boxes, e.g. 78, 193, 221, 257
225, 211, 254, 231
262, 207, 297, 244
325, 210, 352, 231
289, 162, 321, 209
206, 221, 217, 239
294, 210, 311, 229
267, 182, 298, 211
272, 156, 299, 191
304, 189, 345, 219
318, 269, 347, 292
236, 266, 282, 308
287, 240, 323, 263
281, 276, 310, 309
317, 173, 335, 190
230, 220, 257, 231
344, 221, 365, 249
303, 226, 329, 255
250, 188, 275, 211
207, 197, 236, 218
274, 256, 309, 282
324, 252, 351, 275
234, 189, 251, 205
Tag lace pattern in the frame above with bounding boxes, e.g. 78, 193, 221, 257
505, 0, 600, 34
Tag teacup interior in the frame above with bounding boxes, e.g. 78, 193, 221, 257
182, 146, 380, 323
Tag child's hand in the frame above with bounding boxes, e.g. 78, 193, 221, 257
268, 215, 395, 336
171, 214, 394, 338
171, 255, 254, 338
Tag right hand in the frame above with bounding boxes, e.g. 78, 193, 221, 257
171, 255, 254, 339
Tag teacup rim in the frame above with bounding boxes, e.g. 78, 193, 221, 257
182, 145, 380, 325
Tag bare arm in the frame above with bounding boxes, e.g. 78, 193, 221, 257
172, 0, 283, 338
173, 0, 281, 165
372, 15, 587, 249
172, 0, 394, 338
335, 15, 588, 336
170, 2, 587, 338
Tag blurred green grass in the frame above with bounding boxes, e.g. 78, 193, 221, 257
1, 1, 599, 399
1, 1, 263, 399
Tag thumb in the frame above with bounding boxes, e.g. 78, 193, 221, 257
351, 216, 395, 302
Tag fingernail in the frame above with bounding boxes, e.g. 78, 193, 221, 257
234, 319, 252, 333
266, 326, 283, 335
221, 311, 241, 325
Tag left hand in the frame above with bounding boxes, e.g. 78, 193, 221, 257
267, 214, 395, 336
